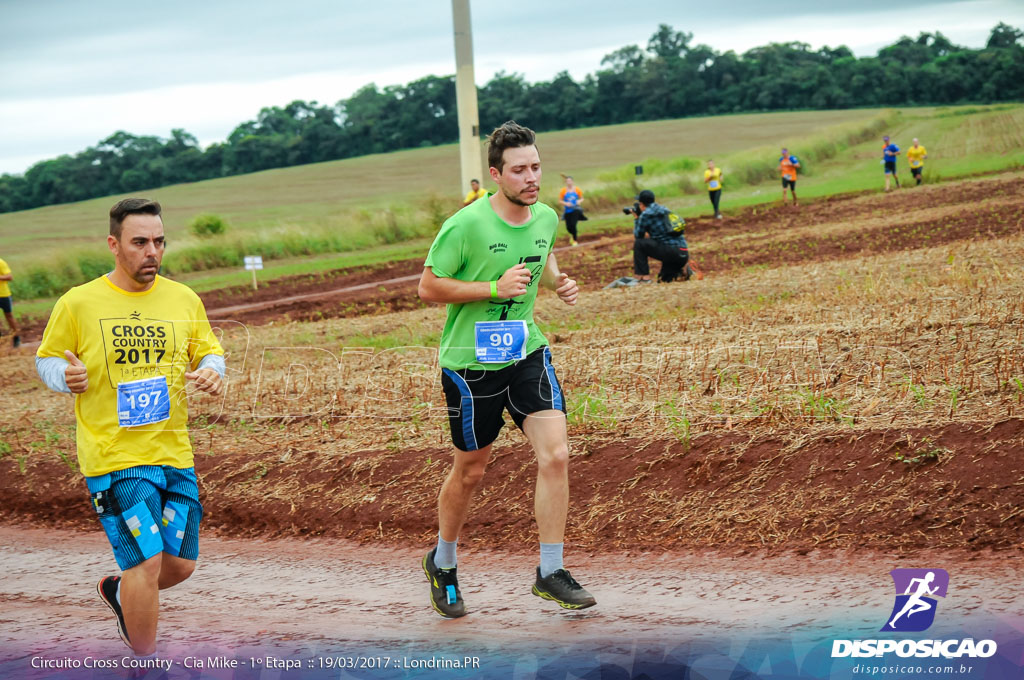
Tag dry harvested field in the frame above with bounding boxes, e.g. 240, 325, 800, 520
1, 174, 1022, 557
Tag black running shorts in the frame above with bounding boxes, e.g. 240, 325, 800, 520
884, 161, 897, 174
0, 296, 11, 314
781, 178, 796, 190
911, 166, 923, 178
441, 346, 567, 452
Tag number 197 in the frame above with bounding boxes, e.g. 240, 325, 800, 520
126, 391, 161, 410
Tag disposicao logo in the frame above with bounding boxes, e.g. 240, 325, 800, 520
831, 568, 998, 659
881, 568, 948, 632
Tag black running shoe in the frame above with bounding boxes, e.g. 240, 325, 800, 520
532, 567, 596, 610
422, 548, 466, 618
12, 335, 20, 348
97, 575, 131, 647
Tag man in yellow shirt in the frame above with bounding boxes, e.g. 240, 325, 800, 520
0, 256, 21, 347
36, 198, 225, 661
907, 138, 928, 186
463, 178, 488, 206
703, 160, 724, 219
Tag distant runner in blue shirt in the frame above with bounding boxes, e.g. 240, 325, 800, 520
882, 135, 901, 192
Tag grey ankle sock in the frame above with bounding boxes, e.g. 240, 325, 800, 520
435, 534, 458, 570
539, 542, 564, 578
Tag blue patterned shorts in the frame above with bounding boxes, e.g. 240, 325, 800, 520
85, 465, 203, 570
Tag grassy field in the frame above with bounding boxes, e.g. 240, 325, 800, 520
2, 104, 1023, 309
2, 172, 1021, 552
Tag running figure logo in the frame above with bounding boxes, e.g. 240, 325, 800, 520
881, 568, 949, 632
492, 254, 544, 321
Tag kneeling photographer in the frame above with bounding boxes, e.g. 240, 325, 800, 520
629, 190, 688, 283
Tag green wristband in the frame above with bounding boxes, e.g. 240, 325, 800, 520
490, 280, 498, 300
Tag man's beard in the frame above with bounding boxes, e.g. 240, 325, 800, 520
132, 260, 160, 283
502, 185, 537, 206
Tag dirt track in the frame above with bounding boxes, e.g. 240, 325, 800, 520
1, 526, 1018, 666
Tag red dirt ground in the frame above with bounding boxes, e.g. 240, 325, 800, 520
2, 418, 1021, 553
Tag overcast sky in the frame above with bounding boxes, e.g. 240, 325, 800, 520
1, 0, 1021, 175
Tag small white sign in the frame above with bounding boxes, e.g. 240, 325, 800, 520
244, 256, 263, 271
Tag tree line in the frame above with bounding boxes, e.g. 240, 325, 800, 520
1, 22, 1021, 214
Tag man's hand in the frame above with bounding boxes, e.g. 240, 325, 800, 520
64, 350, 89, 393
497, 264, 531, 298
554, 272, 578, 306
184, 368, 222, 396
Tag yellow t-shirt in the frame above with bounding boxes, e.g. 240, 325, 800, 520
37, 275, 224, 476
704, 168, 723, 191
0, 258, 10, 297
464, 187, 487, 203
906, 145, 927, 168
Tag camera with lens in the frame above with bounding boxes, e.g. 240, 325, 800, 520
622, 202, 641, 217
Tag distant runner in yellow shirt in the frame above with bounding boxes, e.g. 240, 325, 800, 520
703, 160, 723, 219
463, 179, 488, 206
0, 255, 21, 347
906, 139, 928, 186
36, 198, 225, 661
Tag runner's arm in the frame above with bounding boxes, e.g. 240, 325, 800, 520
419, 265, 531, 304
196, 354, 226, 377
539, 253, 578, 306
187, 354, 225, 393
0, 274, 11, 281
539, 252, 564, 290
35, 356, 71, 393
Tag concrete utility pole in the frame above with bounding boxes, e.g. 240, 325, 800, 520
451, 0, 483, 195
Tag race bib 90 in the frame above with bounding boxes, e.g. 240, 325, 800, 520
474, 320, 528, 363
117, 375, 171, 427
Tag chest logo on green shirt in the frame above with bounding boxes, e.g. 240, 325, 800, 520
99, 314, 179, 388
489, 254, 544, 321
489, 242, 509, 253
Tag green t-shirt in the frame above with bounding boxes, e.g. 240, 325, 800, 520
424, 196, 557, 370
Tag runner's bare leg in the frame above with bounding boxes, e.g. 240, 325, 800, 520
523, 411, 570, 543
438, 445, 492, 542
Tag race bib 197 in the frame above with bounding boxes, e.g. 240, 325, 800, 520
474, 320, 528, 363
117, 375, 171, 428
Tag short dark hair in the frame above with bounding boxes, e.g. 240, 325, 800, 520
638, 190, 655, 206
487, 121, 536, 173
470, 178, 480, 184
110, 198, 161, 239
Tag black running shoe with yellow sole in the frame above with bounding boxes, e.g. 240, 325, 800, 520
97, 575, 131, 647
422, 548, 466, 618
532, 567, 596, 610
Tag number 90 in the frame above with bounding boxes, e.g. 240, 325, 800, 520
489, 332, 514, 347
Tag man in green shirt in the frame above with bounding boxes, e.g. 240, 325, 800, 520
418, 121, 595, 618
